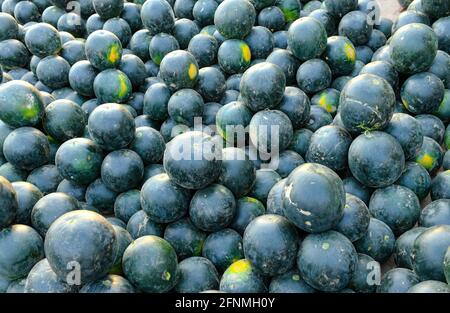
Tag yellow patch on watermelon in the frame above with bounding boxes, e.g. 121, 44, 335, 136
188, 63, 198, 80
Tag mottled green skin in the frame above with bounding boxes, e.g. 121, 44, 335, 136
92, 0, 123, 19
129, 127, 165, 166
12, 182, 42, 225
143, 164, 165, 181
0, 176, 17, 229
348, 253, 379, 293
342, 177, 373, 205
249, 110, 293, 154
141, 173, 190, 223
88, 103, 135, 151
323, 0, 357, 17
168, 88, 204, 126
57, 179, 86, 202
288, 17, 327, 61
188, 34, 219, 68
193, 0, 218, 26
433, 17, 450, 54
24, 259, 78, 293
60, 39, 87, 66
0, 225, 44, 280
354, 218, 395, 263
219, 259, 267, 293
408, 280, 450, 293
0, 163, 28, 183
394, 227, 427, 269
202, 228, 244, 273
244, 26, 274, 60
366, 29, 387, 52
243, 214, 297, 276
269, 269, 316, 293
306, 125, 352, 172
385, 113, 423, 161
85, 30, 123, 71
360, 61, 399, 91
163, 131, 221, 190
338, 11, 372, 46
331, 76, 352, 92
392, 11, 430, 34
149, 33, 179, 66
214, 0, 255, 39
173, 19, 200, 50
266, 178, 286, 217
414, 136, 444, 174
123, 235, 178, 293
396, 162, 431, 200
0, 81, 45, 128
164, 217, 206, 260
443, 151, 450, 170
230, 197, 265, 235
249, 169, 282, 204
143, 83, 170, 121
297, 230, 357, 292
0, 39, 30, 69
435, 90, 450, 122
323, 36, 356, 76
189, 184, 236, 232
340, 74, 395, 133
0, 12, 19, 40
218, 148, 256, 198
369, 185, 421, 236
93, 69, 132, 104
174, 257, 219, 293
431, 170, 450, 201
217, 39, 251, 74
55, 138, 104, 185
413, 225, 450, 281
128, 29, 151, 62
377, 268, 420, 293
276, 150, 304, 178
85, 178, 118, 212
159, 50, 199, 91
69, 61, 98, 98
311, 88, 339, 116
296, 59, 332, 95
3, 127, 49, 171
401, 72, 445, 114
24, 23, 61, 58
216, 101, 252, 144
334, 194, 370, 242
416, 114, 445, 144
36, 56, 70, 89
80, 274, 135, 293
43, 100, 86, 143
141, 0, 175, 35
31, 192, 80, 237
126, 210, 164, 240
27, 164, 62, 195
45, 210, 117, 284
42, 6, 65, 28
101, 149, 144, 193
283, 163, 345, 233
110, 225, 133, 274
390, 23, 437, 74
420, 199, 450, 227
266, 49, 300, 86
196, 67, 226, 102
289, 129, 312, 157
375, 17, 393, 38
258, 6, 285, 32
348, 131, 405, 188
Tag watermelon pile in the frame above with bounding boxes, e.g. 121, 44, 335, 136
1, 0, 450, 294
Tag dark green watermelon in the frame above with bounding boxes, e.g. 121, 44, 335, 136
338, 10, 372, 46
348, 131, 405, 188
396, 161, 431, 200
202, 228, 244, 273
216, 101, 252, 144
296, 59, 332, 94
385, 113, 423, 161
276, 150, 304, 178
414, 136, 444, 174
420, 199, 450, 227
195, 67, 226, 102
85, 178, 118, 213
0, 11, 19, 41
377, 268, 420, 293
323, 0, 358, 18
0, 39, 30, 69
282, 163, 345, 233
214, 0, 255, 39
188, 34, 219, 68
193, 0, 218, 27
140, 0, 175, 35
219, 259, 267, 293
174, 257, 219, 293
334, 193, 371, 242
269, 269, 316, 293
189, 184, 236, 232
401, 72, 445, 114
159, 50, 199, 90
348, 253, 379, 293
431, 170, 450, 201
80, 274, 135, 293
168, 89, 203, 126
289, 129, 313, 157
143, 82, 170, 121
0, 176, 17, 229
173, 18, 200, 50
435, 90, 450, 122
24, 22, 61, 58
394, 226, 427, 269
323, 36, 357, 76
93, 69, 132, 104
408, 280, 450, 293
297, 230, 357, 292
288, 17, 327, 61
342, 176, 373, 205
12, 181, 42, 225
149, 33, 179, 65
164, 217, 207, 260
433, 16, 450, 54
416, 114, 445, 144
311, 88, 339, 116
126, 210, 164, 239
217, 39, 252, 74
85, 30, 122, 71
354, 218, 395, 263
57, 179, 86, 202
308, 9, 336, 36
113, 189, 141, 224
0, 224, 44, 280
118, 55, 147, 90
122, 235, 178, 293
248, 168, 282, 204
27, 165, 62, 195
128, 29, 151, 62
244, 26, 274, 60
36, 55, 70, 90
43, 99, 86, 142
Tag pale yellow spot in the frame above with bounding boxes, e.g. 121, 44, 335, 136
117, 74, 129, 98
344, 44, 356, 61
418, 153, 434, 170
241, 44, 251, 63
384, 235, 390, 241
188, 63, 198, 80
228, 259, 251, 274
318, 95, 333, 113
243, 197, 259, 204
402, 98, 410, 110
163, 271, 171, 281
292, 274, 300, 281
107, 45, 120, 64
322, 242, 330, 250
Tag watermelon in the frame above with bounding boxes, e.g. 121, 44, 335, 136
431, 170, 450, 201
334, 193, 371, 242
126, 210, 164, 239
308, 9, 337, 36
164, 217, 206, 260
323, 36, 357, 76
85, 178, 118, 213
394, 227, 427, 269
416, 114, 445, 144
288, 17, 327, 61
159, 50, 199, 90
401, 72, 445, 114
408, 280, 450, 293
420, 199, 450, 227
338, 11, 373, 46
248, 169, 281, 204
348, 253, 379, 293
269, 269, 316, 293
219, 259, 267, 293
140, 0, 175, 35
24, 23, 61, 58
377, 268, 420, 293
354, 218, 395, 263
323, 0, 358, 18
415, 136, 444, 174
433, 16, 450, 54
214, 0, 256, 39
174, 257, 219, 293
188, 34, 219, 68
80, 274, 135, 293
